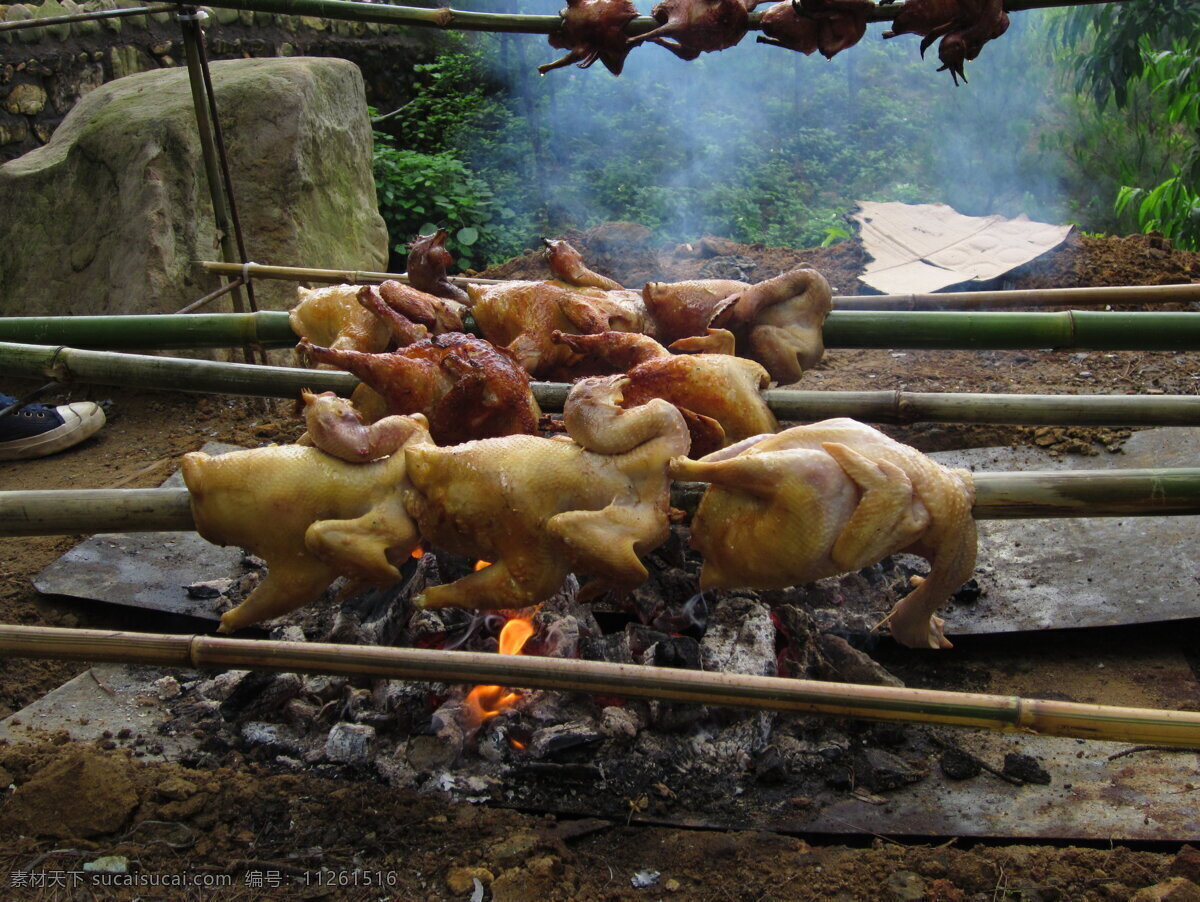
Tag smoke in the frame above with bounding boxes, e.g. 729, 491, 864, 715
461, 3, 1074, 246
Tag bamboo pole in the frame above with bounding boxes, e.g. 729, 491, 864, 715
0, 3, 177, 32
198, 260, 1199, 311
4, 308, 1200, 351
0, 623, 1194, 746
2, 469, 1199, 538
2, 342, 1199, 428
184, 0, 1131, 35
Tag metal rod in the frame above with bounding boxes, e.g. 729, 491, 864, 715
0, 3, 178, 32
0, 623, 1195, 746
2, 467, 1199, 538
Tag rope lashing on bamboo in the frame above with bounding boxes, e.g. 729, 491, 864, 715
196, 261, 1200, 310
2, 466, 1200, 538
4, 307, 1200, 351
2, 342, 1200, 428
0, 624, 1197, 747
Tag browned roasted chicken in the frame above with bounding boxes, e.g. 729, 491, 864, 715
671, 418, 976, 649
551, 328, 777, 456
645, 265, 832, 384
183, 409, 430, 633
298, 324, 541, 447
289, 284, 393, 358
757, 0, 872, 58
406, 229, 469, 304
360, 281, 466, 346
883, 0, 1009, 84
404, 375, 690, 610
636, 0, 753, 59
540, 0, 643, 75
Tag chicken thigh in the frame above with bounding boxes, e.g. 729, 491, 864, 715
670, 418, 976, 649
403, 375, 690, 610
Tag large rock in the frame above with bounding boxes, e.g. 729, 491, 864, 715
0, 57, 388, 316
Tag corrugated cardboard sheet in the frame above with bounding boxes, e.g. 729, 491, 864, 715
852, 201, 1073, 294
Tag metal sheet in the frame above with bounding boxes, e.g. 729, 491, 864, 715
934, 427, 1200, 636
33, 443, 246, 621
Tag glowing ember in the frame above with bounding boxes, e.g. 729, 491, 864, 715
473, 559, 492, 571
411, 546, 425, 559
465, 617, 534, 721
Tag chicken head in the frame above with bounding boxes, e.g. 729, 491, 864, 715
670, 418, 976, 649
406, 229, 469, 304
403, 375, 690, 611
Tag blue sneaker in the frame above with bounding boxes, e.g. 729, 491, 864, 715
0, 394, 106, 461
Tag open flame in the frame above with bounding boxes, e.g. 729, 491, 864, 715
465, 616, 534, 722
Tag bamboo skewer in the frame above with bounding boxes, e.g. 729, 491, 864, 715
198, 260, 1199, 310
0, 623, 1195, 747
2, 468, 1199, 538
2, 342, 1199, 428
4, 307, 1200, 351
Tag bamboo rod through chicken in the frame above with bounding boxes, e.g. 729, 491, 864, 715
198, 261, 1200, 310
0, 623, 1196, 747
1, 342, 1199, 428
2, 467, 1199, 538
4, 306, 1200, 350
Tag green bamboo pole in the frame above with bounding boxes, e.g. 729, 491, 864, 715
3, 309, 1200, 351
2, 469, 1199, 538
2, 342, 1199, 427
198, 260, 1200, 310
0, 623, 1194, 746
0, 3, 177, 32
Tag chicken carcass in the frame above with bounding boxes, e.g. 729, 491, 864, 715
757, 0, 872, 59
403, 375, 690, 610
883, 0, 1009, 84
358, 282, 466, 347
670, 418, 976, 649
299, 324, 541, 447
289, 284, 393, 358
551, 328, 777, 456
540, 0, 642, 76
645, 265, 832, 384
637, 0, 753, 60
182, 412, 430, 632
406, 229, 469, 304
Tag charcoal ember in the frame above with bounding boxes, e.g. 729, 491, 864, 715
651, 589, 709, 639
270, 625, 306, 643
325, 722, 376, 764
648, 699, 707, 732
407, 700, 470, 770
939, 747, 983, 780
580, 631, 634, 664
815, 634, 904, 688
281, 698, 320, 733
327, 607, 372, 645
528, 608, 582, 658
528, 719, 603, 759
699, 255, 758, 281
241, 721, 304, 755
951, 578, 983, 604
302, 674, 349, 703
184, 578, 234, 599
195, 670, 251, 702
626, 623, 671, 660
1002, 752, 1051, 785
853, 748, 927, 793
647, 636, 702, 670
753, 745, 790, 784
407, 607, 477, 650
700, 595, 775, 677
626, 582, 666, 624
218, 672, 303, 721
157, 697, 222, 737
372, 679, 442, 732
599, 705, 642, 740
771, 604, 820, 676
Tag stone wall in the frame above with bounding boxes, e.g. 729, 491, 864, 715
0, 1, 440, 161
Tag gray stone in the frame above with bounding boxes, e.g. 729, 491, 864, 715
326, 722, 376, 764
0, 58, 388, 317
2, 82, 44, 115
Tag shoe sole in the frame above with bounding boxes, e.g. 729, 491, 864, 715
0, 403, 107, 461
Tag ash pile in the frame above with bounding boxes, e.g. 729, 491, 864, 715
158, 533, 1032, 826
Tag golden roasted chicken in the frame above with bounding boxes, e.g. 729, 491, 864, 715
671, 418, 976, 649
289, 284, 393, 358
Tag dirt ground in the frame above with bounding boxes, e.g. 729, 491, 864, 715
0, 229, 1198, 900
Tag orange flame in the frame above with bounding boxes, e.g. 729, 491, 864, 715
411, 546, 425, 559
473, 559, 492, 571
465, 617, 534, 722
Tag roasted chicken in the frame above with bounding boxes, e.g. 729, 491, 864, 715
637, 0, 753, 60
757, 0, 872, 59
540, 0, 643, 76
883, 0, 1009, 84
289, 284, 393, 358
406, 229, 469, 304
645, 265, 832, 384
404, 375, 690, 610
183, 411, 430, 633
551, 328, 777, 456
670, 418, 976, 649
298, 321, 540, 447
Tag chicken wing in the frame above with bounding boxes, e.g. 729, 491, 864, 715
670, 418, 976, 649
